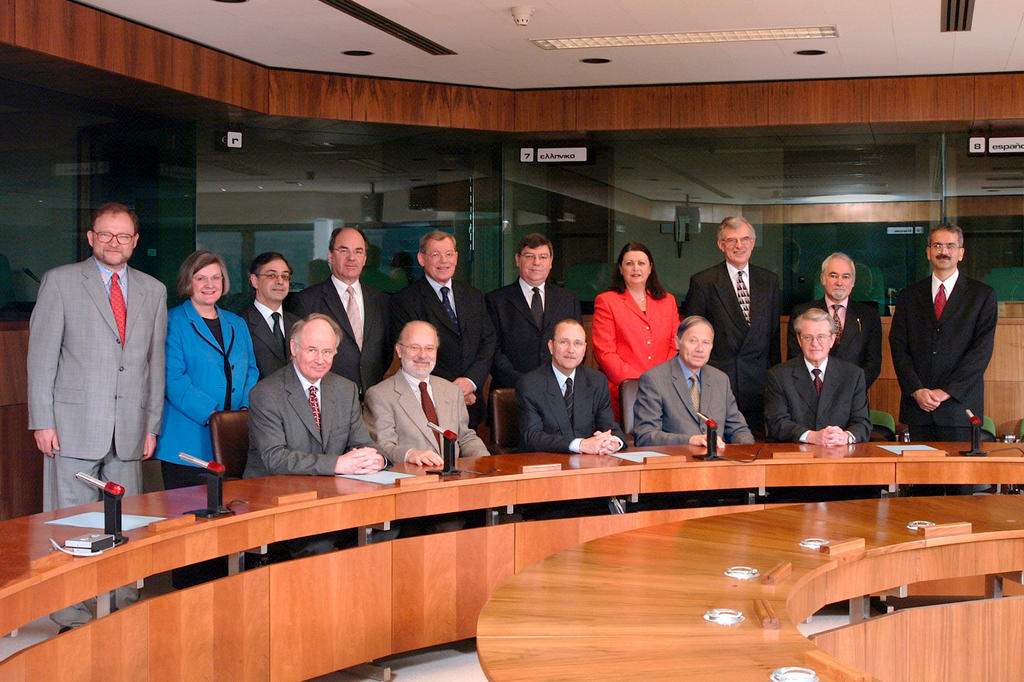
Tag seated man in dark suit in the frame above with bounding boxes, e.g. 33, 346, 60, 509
243, 251, 298, 379
787, 252, 882, 389
634, 316, 754, 447
516, 319, 625, 454
245, 314, 388, 478
486, 233, 582, 389
766, 307, 871, 445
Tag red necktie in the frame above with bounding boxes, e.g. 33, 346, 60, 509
110, 272, 126, 345
812, 368, 822, 396
934, 283, 946, 320
419, 381, 441, 449
309, 386, 321, 434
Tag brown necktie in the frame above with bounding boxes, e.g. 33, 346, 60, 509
689, 375, 700, 411
419, 381, 441, 449
345, 285, 363, 350
110, 272, 126, 345
832, 304, 843, 342
309, 385, 321, 434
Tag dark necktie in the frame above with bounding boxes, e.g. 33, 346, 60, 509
419, 381, 441, 449
530, 286, 543, 326
812, 368, 822, 396
735, 271, 750, 323
832, 304, 843, 342
110, 272, 126, 345
309, 385, 321, 435
440, 286, 459, 327
271, 311, 286, 356
564, 376, 575, 429
934, 283, 946, 320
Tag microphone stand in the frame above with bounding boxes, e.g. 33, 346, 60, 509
692, 413, 724, 461
960, 409, 986, 456
179, 452, 234, 517
74, 472, 128, 546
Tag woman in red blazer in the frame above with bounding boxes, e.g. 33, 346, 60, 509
592, 242, 680, 422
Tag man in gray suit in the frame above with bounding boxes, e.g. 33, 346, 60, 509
244, 314, 387, 478
364, 320, 489, 466
766, 308, 871, 444
28, 202, 167, 510
634, 316, 754, 447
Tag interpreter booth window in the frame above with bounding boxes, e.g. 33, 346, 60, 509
195, 122, 502, 312
0, 77, 196, 318
944, 132, 1024, 318
501, 131, 948, 316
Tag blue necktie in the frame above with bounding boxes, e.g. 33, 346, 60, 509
440, 285, 459, 328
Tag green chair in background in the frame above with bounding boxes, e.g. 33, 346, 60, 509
870, 409, 896, 441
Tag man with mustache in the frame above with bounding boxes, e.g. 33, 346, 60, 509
889, 224, 997, 442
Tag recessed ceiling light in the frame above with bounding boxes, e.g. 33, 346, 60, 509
534, 26, 837, 49
795, 49, 827, 56
342, 50, 374, 56
581, 57, 611, 64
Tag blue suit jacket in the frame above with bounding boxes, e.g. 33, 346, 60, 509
155, 300, 259, 465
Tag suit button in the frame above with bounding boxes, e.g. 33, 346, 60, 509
119, 366, 124, 372
647, 356, 652, 360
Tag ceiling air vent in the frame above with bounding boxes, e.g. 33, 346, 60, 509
941, 0, 974, 32
317, 0, 457, 55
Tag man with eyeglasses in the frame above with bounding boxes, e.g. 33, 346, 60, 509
683, 216, 780, 438
245, 313, 386, 477
243, 251, 298, 378
28, 202, 167, 629
788, 252, 882, 389
889, 223, 997, 442
486, 233, 582, 389
390, 230, 496, 426
516, 319, 624, 454
364, 320, 488, 466
766, 308, 871, 445
289, 226, 390, 397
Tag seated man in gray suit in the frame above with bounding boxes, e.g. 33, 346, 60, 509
364, 320, 489, 466
634, 316, 754, 447
516, 318, 625, 454
766, 308, 871, 445
245, 313, 388, 477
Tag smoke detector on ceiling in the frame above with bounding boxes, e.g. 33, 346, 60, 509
511, 6, 534, 27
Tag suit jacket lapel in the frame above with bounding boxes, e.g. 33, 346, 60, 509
714, 263, 749, 330
286, 369, 323, 447
397, 374, 437, 445
81, 261, 120, 339
323, 283, 357, 345
249, 306, 287, 363
669, 361, 699, 422
816, 364, 839, 421
832, 300, 861, 353
792, 363, 819, 413
546, 370, 574, 435
509, 286, 540, 329
124, 266, 145, 345
422, 279, 460, 335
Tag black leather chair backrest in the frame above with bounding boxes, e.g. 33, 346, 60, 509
489, 388, 519, 453
209, 409, 250, 479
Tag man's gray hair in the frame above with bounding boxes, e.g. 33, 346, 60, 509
717, 216, 756, 241
793, 307, 835, 336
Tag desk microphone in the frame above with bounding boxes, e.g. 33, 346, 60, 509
178, 452, 233, 517
426, 422, 461, 475
693, 412, 723, 461
74, 471, 127, 545
961, 409, 986, 456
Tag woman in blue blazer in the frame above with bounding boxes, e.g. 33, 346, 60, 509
155, 250, 259, 490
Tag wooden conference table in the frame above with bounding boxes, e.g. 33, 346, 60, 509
477, 494, 1024, 682
1, 441, 1022, 680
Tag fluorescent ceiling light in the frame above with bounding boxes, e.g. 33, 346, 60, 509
532, 26, 838, 50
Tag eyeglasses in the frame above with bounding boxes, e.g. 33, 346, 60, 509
258, 272, 291, 282
519, 252, 551, 262
425, 250, 456, 261
720, 236, 753, 246
298, 346, 336, 359
400, 343, 437, 354
92, 231, 134, 245
825, 272, 853, 281
929, 242, 961, 251
799, 333, 833, 344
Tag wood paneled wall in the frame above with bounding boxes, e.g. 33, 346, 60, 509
7, 0, 1024, 131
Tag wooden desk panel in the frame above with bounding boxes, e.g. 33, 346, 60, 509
515, 468, 640, 504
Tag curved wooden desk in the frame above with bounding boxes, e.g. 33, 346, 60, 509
477, 495, 1024, 682
1, 442, 1022, 680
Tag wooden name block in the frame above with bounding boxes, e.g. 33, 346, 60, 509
922, 521, 972, 538
899, 449, 948, 458
271, 490, 318, 505
820, 537, 865, 558
772, 450, 815, 460
761, 561, 792, 585
148, 515, 196, 533
396, 474, 440, 488
753, 599, 779, 629
519, 463, 562, 473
